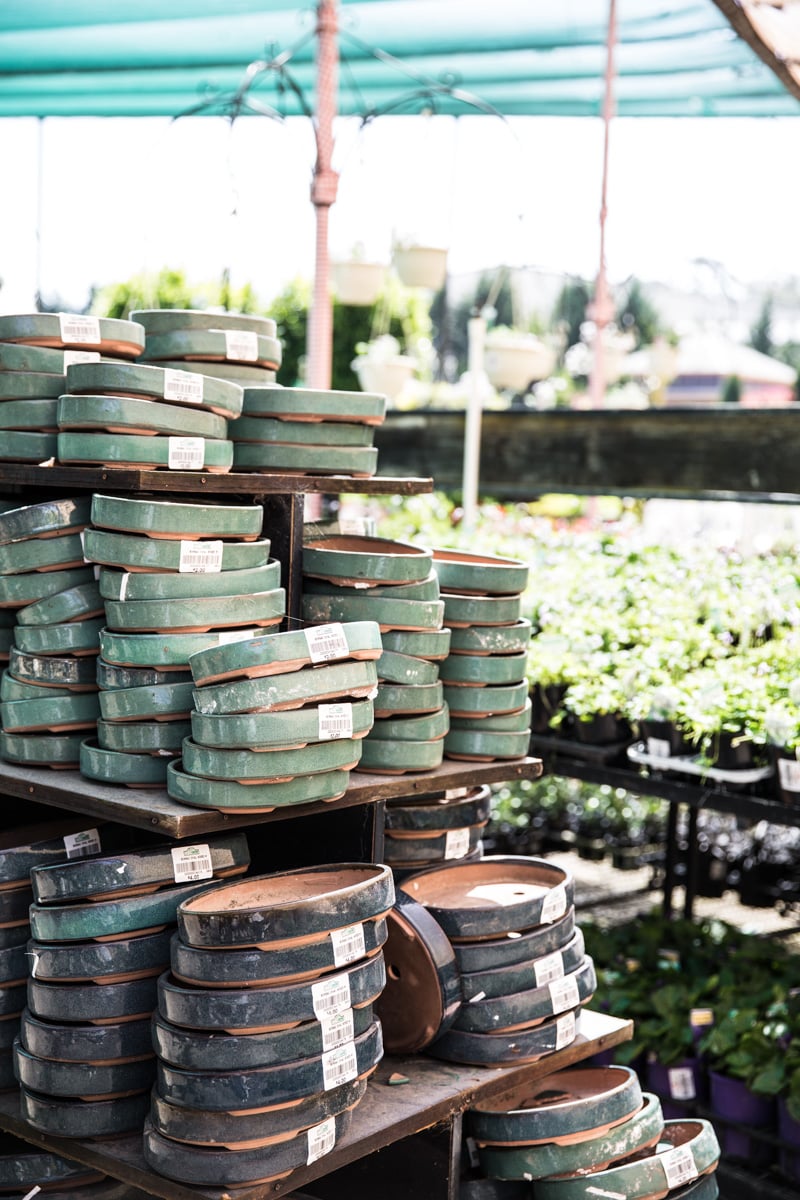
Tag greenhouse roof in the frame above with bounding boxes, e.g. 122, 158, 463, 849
0, 0, 797, 120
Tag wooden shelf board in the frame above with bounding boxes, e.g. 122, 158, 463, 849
0, 757, 542, 838
0, 1010, 631, 1200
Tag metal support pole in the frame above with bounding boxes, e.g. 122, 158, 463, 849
307, 0, 339, 391
588, 0, 618, 409
662, 800, 680, 918
462, 314, 486, 531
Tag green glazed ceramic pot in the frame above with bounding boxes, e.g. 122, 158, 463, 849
96, 718, 191, 755
448, 618, 532, 656
368, 704, 449, 743
443, 680, 529, 718
376, 648, 440, 686
0, 567, 95, 610
57, 394, 228, 439
0, 341, 71, 374
0, 373, 63, 399
99, 628, 263, 670
130, 309, 277, 338
13, 617, 104, 657
444, 727, 531, 762
188, 619, 381, 686
193, 658, 379, 715
0, 432, 58, 462
8, 647, 98, 690
155, 359, 276, 385
383, 821, 483, 859
373, 680, 444, 718
233, 442, 378, 477
141, 328, 281, 370
167, 761, 351, 813
0, 497, 92, 546
0, 674, 71, 700
242, 384, 386, 425
0, 313, 144, 357
16, 581, 104, 626
303, 535, 431, 585
97, 679, 195, 722
432, 548, 529, 597
80, 739, 169, 787
98, 560, 280, 602
180, 735, 361, 782
28, 877, 214, 943
303, 592, 444, 633
0, 399, 58, 430
91, 494, 263, 540
21, 1087, 151, 1139
233, 416, 375, 447
430, 1008, 579, 1068
380, 627, 451, 660
96, 660, 191, 690
190, 697, 374, 750
449, 699, 532, 733
385, 783, 490, 831
0, 730, 84, 767
84, 529, 270, 573
57, 432, 233, 473
103, 587, 285, 633
65, 359, 243, 418
440, 650, 528, 687
442, 592, 523, 628
303, 571, 440, 602
355, 736, 445, 775
0, 531, 85, 575
460, 928, 586, 1003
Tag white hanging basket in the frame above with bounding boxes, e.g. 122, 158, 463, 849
392, 245, 448, 291
484, 333, 556, 393
331, 261, 386, 306
352, 354, 415, 401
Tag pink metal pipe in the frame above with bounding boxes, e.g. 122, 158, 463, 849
307, 0, 339, 391
588, 0, 618, 409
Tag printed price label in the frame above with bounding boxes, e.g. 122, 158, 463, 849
338, 517, 371, 536
63, 350, 101, 368
534, 950, 565, 988
304, 622, 349, 663
59, 314, 101, 345
444, 827, 471, 860
224, 330, 259, 362
171, 844, 213, 883
321, 1041, 358, 1090
167, 437, 204, 470
312, 973, 352, 1019
465, 1137, 480, 1169
660, 1145, 698, 1189
179, 540, 224, 574
555, 1010, 576, 1050
330, 923, 366, 968
63, 829, 101, 859
779, 757, 800, 791
319, 1008, 355, 1052
668, 1066, 697, 1100
307, 1116, 336, 1165
540, 883, 568, 924
647, 736, 672, 759
163, 368, 203, 405
549, 973, 580, 1015
318, 703, 354, 742
690, 1008, 714, 1028
217, 629, 257, 645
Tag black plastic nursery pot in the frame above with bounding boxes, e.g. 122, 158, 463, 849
573, 712, 632, 747
530, 684, 568, 735
639, 718, 694, 758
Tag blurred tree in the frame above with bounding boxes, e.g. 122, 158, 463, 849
721, 374, 742, 404
552, 278, 591, 355
749, 296, 774, 357
93, 268, 258, 319
616, 278, 661, 349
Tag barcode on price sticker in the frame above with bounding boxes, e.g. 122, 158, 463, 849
444, 828, 471, 860
540, 884, 568, 924
321, 1041, 358, 1090
304, 623, 349, 663
163, 369, 203, 405
167, 437, 205, 470
224, 330, 259, 362
179, 540, 224, 574
63, 829, 101, 859
171, 844, 213, 883
63, 350, 101, 368
555, 1010, 576, 1050
330, 923, 366, 967
647, 737, 672, 759
534, 950, 565, 988
668, 1067, 696, 1100
549, 973, 580, 1014
319, 1008, 355, 1052
307, 1116, 336, 1165
318, 703, 354, 741
59, 314, 101, 345
660, 1145, 698, 1189
311, 973, 351, 1019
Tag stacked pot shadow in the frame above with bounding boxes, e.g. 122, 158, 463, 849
58, 358, 241, 473
433, 550, 533, 763
144, 863, 392, 1188
82, 493, 282, 789
233, 381, 384, 477
15, 833, 249, 1140
0, 498, 102, 770
377, 857, 596, 1066
174, 618, 382, 814
466, 1063, 721, 1200
383, 784, 492, 879
0, 311, 145, 466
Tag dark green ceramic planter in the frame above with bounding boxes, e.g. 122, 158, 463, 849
242, 384, 386, 424
27, 928, 172, 983
431, 1007, 579, 1068
66, 358, 243, 418
460, 928, 586, 1002
444, 727, 531, 762
188, 619, 381, 687
0, 817, 104, 887
0, 430, 58, 461
0, 691, 100, 733
190, 697, 374, 751
374, 680, 444, 717
21, 1012, 152, 1060
0, 313, 144, 358
0, 1134, 105, 1189
13, 1041, 155, 1099
0, 372, 64, 400
442, 680, 529, 718
385, 784, 490, 831
376, 648, 440, 686
302, 592, 444, 632
130, 308, 277, 338
452, 908, 576, 975
303, 535, 432, 585
96, 661, 191, 690
0, 729, 83, 769
97, 679, 195, 722
14, 617, 104, 657
303, 571, 440, 602
232, 440, 378, 477
96, 718, 191, 755
381, 627, 452, 660
141, 328, 281, 370
156, 358, 276, 385
0, 340, 72, 374
91, 493, 263, 540
57, 393, 229, 440
440, 651, 527, 687
16, 581, 104, 626
0, 566, 95, 610
234, 415, 375, 446
193, 658, 379, 715
0, 496, 92, 546
98, 560, 280, 602
20, 1086, 151, 1138
80, 739, 170, 786
449, 698, 532, 734
27, 976, 159, 1024
0, 398, 59, 430
0, 530, 85, 575
29, 877, 214, 943
369, 704, 449, 744
356, 736, 444, 775
442, 593, 523, 628
384, 822, 483, 862
448, 618, 532, 656
167, 762, 351, 813
100, 628, 258, 670
103, 587, 285, 634
57, 432, 233, 473
180, 734, 361, 782
432, 548, 529, 597
84, 528, 270, 573
452, 956, 596, 1033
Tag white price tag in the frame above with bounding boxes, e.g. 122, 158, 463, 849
118, 573, 130, 602
445, 788, 468, 800
63, 350, 101, 368
338, 517, 370, 536
444, 827, 471, 860
311, 973, 352, 1019
647, 736, 672, 759
668, 1066, 697, 1100
549, 973, 580, 1014
660, 1145, 698, 1190
224, 330, 259, 362
690, 1008, 714, 1029
779, 757, 800, 792
465, 1137, 480, 1169
304, 623, 349, 664
540, 884, 568, 924
28, 948, 39, 979
306, 1116, 336, 1165
171, 844, 213, 883
534, 950, 565, 988
319, 1008, 355, 1052
555, 1010, 576, 1050
63, 829, 101, 859
167, 437, 205, 470
321, 1041, 358, 1091
330, 923, 366, 968
179, 540, 224, 574
217, 628, 257, 645
318, 703, 354, 742
59, 313, 101, 345
163, 368, 203, 405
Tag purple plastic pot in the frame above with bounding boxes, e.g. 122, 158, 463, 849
778, 1097, 800, 1182
646, 1056, 705, 1119
709, 1069, 775, 1166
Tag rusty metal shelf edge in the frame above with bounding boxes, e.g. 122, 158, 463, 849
0, 1011, 631, 1200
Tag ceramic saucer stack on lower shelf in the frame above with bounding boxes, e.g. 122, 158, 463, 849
172, 619, 382, 814
300, 535, 455, 781
57, 358, 242, 474
16, 834, 249, 1141
133, 308, 280, 387
0, 312, 145, 465
233, 384, 385, 476
432, 549, 533, 763
144, 863, 392, 1188
383, 784, 492, 879
82, 493, 281, 788
0, 498, 104, 770
0, 1131, 135, 1200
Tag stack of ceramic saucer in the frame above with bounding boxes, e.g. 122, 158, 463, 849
233, 384, 384, 476
379, 856, 594, 1066
57, 358, 241, 474
0, 498, 103, 770
301, 535, 453, 777
81, 493, 281, 788
134, 309, 280, 387
432, 549, 533, 763
17, 834, 248, 1140
144, 863, 392, 1188
172, 619, 382, 814
383, 784, 491, 877
0, 1132, 132, 1199
0, 312, 145, 464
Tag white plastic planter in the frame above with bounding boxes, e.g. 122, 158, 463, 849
331, 261, 385, 306
392, 245, 448, 291
352, 355, 415, 400
484, 333, 556, 393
